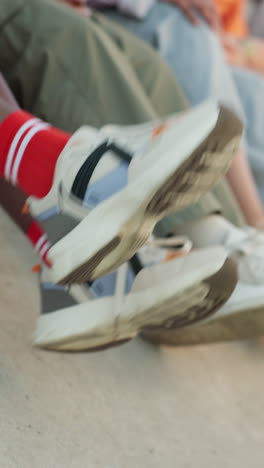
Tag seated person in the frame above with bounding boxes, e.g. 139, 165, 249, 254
1, 0, 264, 349
0, 72, 242, 351
0, 82, 263, 351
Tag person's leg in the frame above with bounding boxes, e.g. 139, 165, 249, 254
104, 2, 244, 117
225, 148, 264, 227
103, 2, 264, 227
231, 66, 264, 207
0, 0, 234, 228
0, 177, 52, 266
0, 0, 247, 233
0, 0, 188, 130
3, 176, 235, 351
0, 74, 70, 266
90, 12, 189, 118
155, 178, 245, 237
0, 73, 68, 265
0, 72, 71, 199
0, 87, 241, 351
1, 69, 242, 285
0, 1, 244, 351
0, 0, 152, 128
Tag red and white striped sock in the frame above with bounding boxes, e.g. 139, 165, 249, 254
27, 221, 52, 267
0, 110, 70, 198
0, 176, 52, 267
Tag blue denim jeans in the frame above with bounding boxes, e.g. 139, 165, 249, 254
106, 2, 264, 201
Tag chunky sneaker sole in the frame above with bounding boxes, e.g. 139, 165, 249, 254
141, 281, 264, 346
44, 104, 242, 285
33, 248, 233, 351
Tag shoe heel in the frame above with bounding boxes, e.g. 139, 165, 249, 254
28, 180, 90, 221
27, 181, 59, 218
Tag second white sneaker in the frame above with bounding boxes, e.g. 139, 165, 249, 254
34, 245, 235, 351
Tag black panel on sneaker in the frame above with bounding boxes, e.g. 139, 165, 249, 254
130, 254, 144, 275
71, 140, 132, 200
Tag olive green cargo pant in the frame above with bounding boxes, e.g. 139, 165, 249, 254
0, 0, 244, 227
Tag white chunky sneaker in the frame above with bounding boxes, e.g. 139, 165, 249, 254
174, 214, 264, 285
28, 100, 242, 285
142, 280, 264, 346
142, 216, 264, 345
34, 244, 235, 351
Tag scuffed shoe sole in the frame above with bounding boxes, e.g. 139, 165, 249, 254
50, 106, 242, 285
141, 257, 239, 346
34, 253, 234, 351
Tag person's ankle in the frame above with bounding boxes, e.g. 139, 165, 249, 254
252, 216, 264, 230
0, 97, 20, 125
0, 73, 20, 124
246, 211, 264, 230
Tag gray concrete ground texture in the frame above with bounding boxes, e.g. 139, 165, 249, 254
1, 208, 264, 468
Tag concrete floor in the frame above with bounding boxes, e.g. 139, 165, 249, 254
1, 208, 264, 468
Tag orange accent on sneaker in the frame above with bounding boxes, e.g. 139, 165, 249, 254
22, 203, 30, 214
152, 123, 169, 140
164, 250, 188, 262
32, 264, 42, 273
